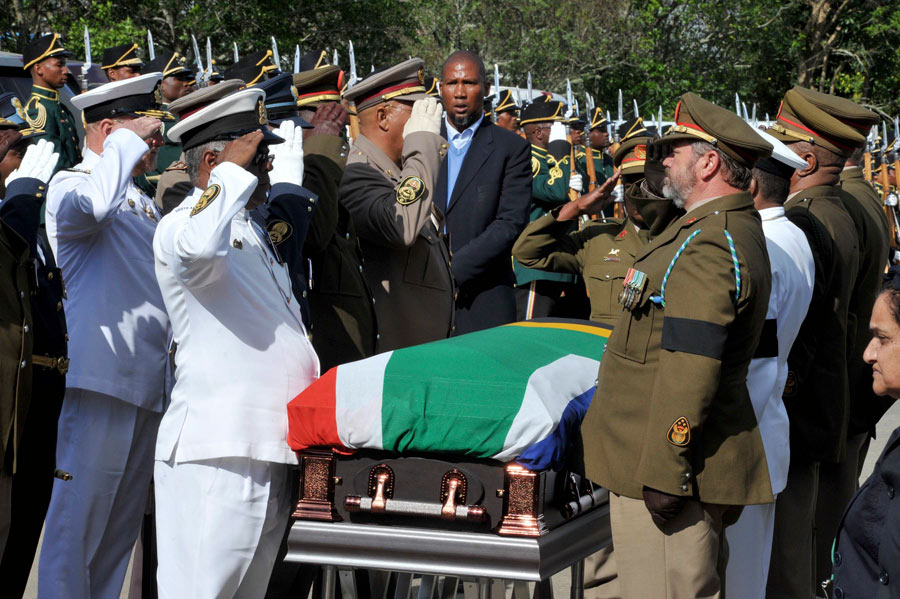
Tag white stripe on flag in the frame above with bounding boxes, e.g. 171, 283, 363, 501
495, 355, 601, 461
334, 351, 393, 450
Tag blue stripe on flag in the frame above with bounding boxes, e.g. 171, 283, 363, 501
515, 386, 596, 471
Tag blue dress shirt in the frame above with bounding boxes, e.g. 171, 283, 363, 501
445, 114, 483, 212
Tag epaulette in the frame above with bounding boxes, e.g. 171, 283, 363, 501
22, 96, 47, 130
165, 161, 187, 172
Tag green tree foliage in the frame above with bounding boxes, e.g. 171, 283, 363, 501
2, 0, 900, 117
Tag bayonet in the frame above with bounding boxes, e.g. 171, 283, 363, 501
233, 42, 239, 63
657, 105, 663, 132
565, 78, 574, 117
191, 34, 204, 87
893, 117, 899, 153
632, 98, 639, 119
370, 65, 375, 73
294, 45, 300, 74
205, 38, 213, 83
574, 98, 579, 116
751, 103, 757, 127
348, 40, 358, 87
742, 102, 749, 122
81, 26, 91, 92
765, 112, 770, 125
527, 72, 533, 102
147, 30, 155, 61
515, 88, 522, 108
617, 89, 623, 127
735, 93, 741, 116
271, 37, 281, 72
607, 110, 613, 141
493, 65, 501, 116
333, 48, 339, 67
883, 121, 889, 154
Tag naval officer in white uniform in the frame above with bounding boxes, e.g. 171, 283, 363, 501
39, 73, 170, 599
152, 88, 319, 598
725, 130, 815, 599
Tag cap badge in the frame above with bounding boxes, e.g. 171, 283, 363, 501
396, 176, 427, 205
258, 98, 268, 125
417, 67, 425, 85
191, 184, 221, 217
153, 83, 163, 107
635, 145, 646, 160
667, 417, 691, 447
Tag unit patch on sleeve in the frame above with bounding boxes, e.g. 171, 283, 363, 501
396, 176, 427, 205
267, 220, 293, 245
667, 417, 691, 447
190, 184, 221, 216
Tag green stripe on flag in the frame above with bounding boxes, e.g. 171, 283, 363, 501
379, 324, 609, 457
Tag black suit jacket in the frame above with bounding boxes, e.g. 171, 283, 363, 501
439, 120, 531, 334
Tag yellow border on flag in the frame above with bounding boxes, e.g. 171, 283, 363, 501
504, 321, 612, 338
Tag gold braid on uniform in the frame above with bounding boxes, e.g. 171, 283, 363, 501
531, 156, 540, 177
547, 157, 563, 186
23, 96, 47, 131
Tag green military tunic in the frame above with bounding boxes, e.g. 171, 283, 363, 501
144, 108, 181, 194
19, 85, 80, 174
783, 184, 860, 463
513, 145, 577, 286
512, 213, 647, 325
582, 192, 774, 505
578, 147, 614, 186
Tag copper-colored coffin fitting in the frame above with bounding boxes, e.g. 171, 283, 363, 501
495, 464, 548, 537
292, 449, 342, 521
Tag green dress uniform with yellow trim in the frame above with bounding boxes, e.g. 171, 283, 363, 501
19, 85, 80, 174
142, 51, 194, 192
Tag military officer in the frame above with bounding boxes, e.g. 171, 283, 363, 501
291, 63, 378, 371
0, 124, 68, 596
763, 87, 865, 599
19, 34, 80, 174
39, 74, 170, 599
153, 79, 246, 214
141, 50, 194, 193
581, 92, 774, 598
492, 89, 521, 132
514, 100, 585, 319
101, 43, 143, 81
340, 59, 454, 352
225, 49, 279, 86
155, 87, 318, 598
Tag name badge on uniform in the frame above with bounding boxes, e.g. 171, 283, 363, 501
618, 268, 647, 311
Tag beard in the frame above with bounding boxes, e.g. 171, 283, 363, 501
449, 110, 481, 131
662, 164, 696, 209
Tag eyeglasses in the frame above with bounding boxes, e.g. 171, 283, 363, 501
251, 149, 274, 166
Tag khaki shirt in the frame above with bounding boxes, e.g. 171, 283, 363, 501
340, 132, 454, 352
582, 192, 774, 505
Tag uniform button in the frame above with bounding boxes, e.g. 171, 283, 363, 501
308, 206, 312, 212
57, 301, 62, 311
340, 152, 347, 158
24, 324, 29, 333
879, 570, 889, 585
376, 334, 381, 340
302, 290, 307, 298
833, 550, 842, 566
20, 360, 26, 369
888, 486, 894, 499
605, 275, 609, 279
345, 233, 350, 239
681, 484, 688, 492
36, 192, 42, 198
19, 290, 25, 298
48, 271, 54, 280
358, 265, 363, 272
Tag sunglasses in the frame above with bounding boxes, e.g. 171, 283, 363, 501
252, 148, 274, 165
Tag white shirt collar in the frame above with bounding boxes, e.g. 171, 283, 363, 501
445, 114, 483, 147
757, 206, 786, 221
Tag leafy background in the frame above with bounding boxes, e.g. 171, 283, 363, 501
3, 0, 899, 118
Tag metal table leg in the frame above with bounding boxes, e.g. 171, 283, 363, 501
440, 576, 459, 599
569, 560, 584, 599
339, 569, 359, 599
532, 579, 553, 599
323, 566, 338, 599
477, 578, 491, 599
395, 572, 413, 599
418, 575, 439, 599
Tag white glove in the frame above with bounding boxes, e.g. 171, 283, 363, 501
6, 138, 59, 186
402, 97, 443, 138
569, 172, 583, 191
269, 120, 304, 187
549, 122, 567, 143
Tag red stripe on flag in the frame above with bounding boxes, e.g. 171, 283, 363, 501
286, 367, 347, 452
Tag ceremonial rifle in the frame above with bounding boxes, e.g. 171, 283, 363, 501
147, 30, 155, 61
880, 120, 899, 251
80, 26, 91, 92
583, 93, 597, 194
565, 79, 578, 203
863, 125, 876, 183
890, 119, 900, 251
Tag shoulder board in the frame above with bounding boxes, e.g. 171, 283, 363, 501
165, 161, 187, 172
64, 168, 91, 174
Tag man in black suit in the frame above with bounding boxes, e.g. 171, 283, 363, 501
438, 50, 532, 335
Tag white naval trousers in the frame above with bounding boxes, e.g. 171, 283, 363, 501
154, 456, 292, 599
38, 389, 161, 599
724, 502, 777, 599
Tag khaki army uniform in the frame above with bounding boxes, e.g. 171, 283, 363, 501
340, 132, 453, 352
19, 85, 80, 174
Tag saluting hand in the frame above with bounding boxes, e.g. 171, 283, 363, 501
402, 97, 443, 138
555, 169, 621, 221
0, 129, 23, 164
217, 130, 264, 169
112, 116, 164, 142
308, 102, 349, 138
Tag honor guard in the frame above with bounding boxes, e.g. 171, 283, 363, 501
492, 89, 520, 132
0, 123, 68, 596
141, 50, 193, 192
764, 86, 868, 599
587, 107, 615, 181
225, 49, 279, 86
340, 59, 454, 352
101, 43, 144, 81
154, 88, 318, 597
581, 92, 774, 598
290, 63, 378, 371
39, 73, 170, 599
153, 79, 247, 214
514, 100, 586, 319
19, 34, 80, 174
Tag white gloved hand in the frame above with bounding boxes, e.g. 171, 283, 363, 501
402, 97, 443, 138
269, 120, 304, 187
6, 138, 59, 186
569, 172, 583, 192
549, 122, 567, 143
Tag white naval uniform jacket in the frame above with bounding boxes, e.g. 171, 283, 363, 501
747, 206, 814, 494
46, 128, 169, 411
153, 162, 319, 465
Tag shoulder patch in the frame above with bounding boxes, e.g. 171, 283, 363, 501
165, 161, 187, 172
190, 184, 220, 216
666, 417, 691, 447
531, 156, 540, 177
396, 176, 427, 205
267, 220, 293, 245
